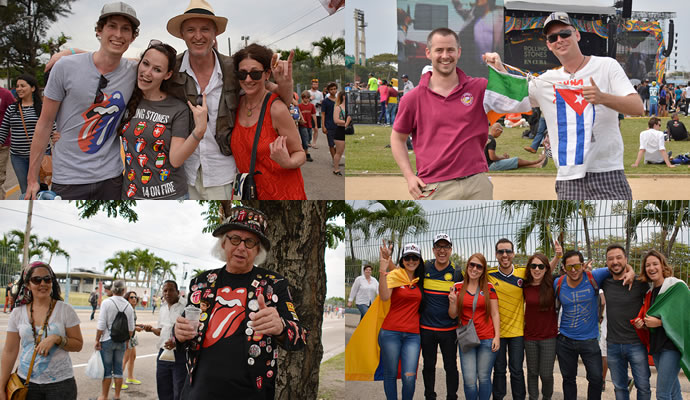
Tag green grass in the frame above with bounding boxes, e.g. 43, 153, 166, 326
347, 116, 690, 176
317, 352, 345, 400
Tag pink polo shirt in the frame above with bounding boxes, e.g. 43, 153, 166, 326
378, 85, 389, 103
393, 68, 489, 183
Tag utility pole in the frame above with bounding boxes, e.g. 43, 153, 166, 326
241, 35, 250, 48
227, 37, 232, 56
354, 9, 367, 67
22, 200, 33, 270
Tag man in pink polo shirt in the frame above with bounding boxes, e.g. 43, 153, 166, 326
391, 27, 492, 199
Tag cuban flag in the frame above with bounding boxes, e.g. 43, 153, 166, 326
553, 86, 596, 178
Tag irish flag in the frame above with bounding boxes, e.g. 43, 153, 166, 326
483, 65, 531, 121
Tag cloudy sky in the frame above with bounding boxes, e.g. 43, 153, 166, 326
45, 0, 345, 59
0, 201, 345, 299
344, 0, 689, 70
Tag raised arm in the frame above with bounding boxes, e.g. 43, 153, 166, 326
25, 98, 60, 199
378, 240, 394, 301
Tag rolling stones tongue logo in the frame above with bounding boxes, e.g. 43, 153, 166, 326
153, 123, 166, 138
135, 137, 146, 153
137, 154, 148, 168
134, 121, 147, 136
202, 287, 247, 348
78, 91, 125, 154
153, 139, 165, 152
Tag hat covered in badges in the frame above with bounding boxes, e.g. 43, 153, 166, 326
212, 207, 270, 250
542, 11, 573, 35
433, 233, 452, 246
167, 0, 228, 39
401, 243, 422, 258
99, 2, 140, 28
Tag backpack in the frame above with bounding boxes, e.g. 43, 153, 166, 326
109, 300, 131, 343
554, 270, 601, 318
89, 292, 98, 305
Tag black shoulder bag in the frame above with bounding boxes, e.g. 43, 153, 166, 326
233, 93, 271, 200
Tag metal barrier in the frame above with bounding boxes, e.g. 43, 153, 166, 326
347, 91, 381, 125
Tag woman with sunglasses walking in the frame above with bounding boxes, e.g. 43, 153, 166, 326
0, 261, 83, 400
230, 43, 306, 199
120, 291, 144, 388
119, 40, 208, 199
523, 253, 559, 400
448, 254, 500, 400
378, 241, 425, 400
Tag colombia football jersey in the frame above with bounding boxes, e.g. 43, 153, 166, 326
487, 265, 526, 338
420, 260, 463, 331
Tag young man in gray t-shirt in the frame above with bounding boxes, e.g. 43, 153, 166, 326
26, 2, 140, 200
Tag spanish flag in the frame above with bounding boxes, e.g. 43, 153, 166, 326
345, 268, 418, 381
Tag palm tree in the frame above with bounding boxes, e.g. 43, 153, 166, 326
39, 237, 70, 265
367, 201, 429, 260
157, 259, 177, 282
131, 248, 156, 286
501, 201, 596, 258
344, 203, 373, 260
104, 250, 134, 279
311, 36, 345, 79
9, 229, 43, 262
625, 201, 690, 257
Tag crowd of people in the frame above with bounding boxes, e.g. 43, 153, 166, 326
348, 234, 689, 400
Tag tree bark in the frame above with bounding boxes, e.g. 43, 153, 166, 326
232, 200, 328, 400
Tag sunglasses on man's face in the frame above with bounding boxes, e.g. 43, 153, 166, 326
237, 69, 265, 81
529, 263, 546, 270
547, 29, 574, 43
564, 263, 583, 272
94, 74, 108, 104
30, 275, 52, 285
496, 249, 513, 255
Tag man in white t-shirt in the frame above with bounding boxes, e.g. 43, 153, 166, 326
484, 12, 644, 199
401, 74, 415, 95
309, 79, 324, 148
631, 117, 676, 168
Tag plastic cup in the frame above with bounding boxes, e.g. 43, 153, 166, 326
184, 305, 201, 330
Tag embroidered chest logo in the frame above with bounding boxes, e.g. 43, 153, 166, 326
460, 93, 474, 107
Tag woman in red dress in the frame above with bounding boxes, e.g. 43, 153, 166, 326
230, 44, 307, 199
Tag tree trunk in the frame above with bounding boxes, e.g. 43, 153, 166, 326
22, 200, 34, 269
580, 201, 592, 260
625, 200, 633, 257
667, 206, 686, 256
234, 200, 327, 400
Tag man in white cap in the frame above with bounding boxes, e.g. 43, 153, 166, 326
26, 2, 140, 199
165, 0, 294, 199
484, 11, 644, 199
419, 233, 463, 400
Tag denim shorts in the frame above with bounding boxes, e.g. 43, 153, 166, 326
100, 339, 126, 378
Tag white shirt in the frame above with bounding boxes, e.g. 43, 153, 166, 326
403, 80, 415, 94
348, 275, 379, 305
97, 295, 135, 342
180, 51, 237, 188
309, 89, 324, 116
529, 56, 637, 180
639, 128, 666, 163
157, 300, 185, 350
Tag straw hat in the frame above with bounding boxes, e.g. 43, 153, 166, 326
166, 0, 228, 39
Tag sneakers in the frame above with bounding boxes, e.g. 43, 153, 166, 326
306, 154, 313, 162
126, 378, 141, 385
112, 383, 128, 390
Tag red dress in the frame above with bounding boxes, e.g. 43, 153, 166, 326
230, 94, 307, 200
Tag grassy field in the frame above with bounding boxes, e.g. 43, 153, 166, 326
317, 352, 345, 400
346, 116, 690, 176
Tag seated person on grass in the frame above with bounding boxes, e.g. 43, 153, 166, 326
631, 117, 676, 168
485, 123, 546, 171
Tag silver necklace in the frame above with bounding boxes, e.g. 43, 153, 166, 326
566, 56, 587, 80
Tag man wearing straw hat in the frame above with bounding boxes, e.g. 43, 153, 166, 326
166, 0, 295, 200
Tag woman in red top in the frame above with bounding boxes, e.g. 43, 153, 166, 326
378, 241, 425, 400
448, 253, 499, 400
230, 44, 307, 199
523, 253, 558, 400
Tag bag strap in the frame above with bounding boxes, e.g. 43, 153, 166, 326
248, 93, 272, 177
468, 288, 479, 321
17, 104, 30, 141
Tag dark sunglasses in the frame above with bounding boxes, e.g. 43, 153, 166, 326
237, 69, 265, 81
147, 39, 178, 57
129, 296, 138, 300
402, 255, 420, 261
496, 249, 514, 255
94, 74, 108, 104
547, 29, 574, 43
468, 262, 484, 270
225, 234, 259, 249
30, 275, 52, 285
529, 263, 546, 270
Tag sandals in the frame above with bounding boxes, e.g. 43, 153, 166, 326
332, 170, 342, 176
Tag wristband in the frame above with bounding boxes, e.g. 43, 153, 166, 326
69, 48, 75, 55
59, 336, 68, 348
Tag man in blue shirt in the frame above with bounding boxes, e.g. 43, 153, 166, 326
321, 82, 338, 161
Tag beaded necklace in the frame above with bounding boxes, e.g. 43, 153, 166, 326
30, 299, 56, 345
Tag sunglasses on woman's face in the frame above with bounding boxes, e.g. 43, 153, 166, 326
547, 29, 574, 43
30, 275, 52, 285
129, 296, 138, 300
468, 262, 484, 270
529, 263, 546, 270
402, 255, 420, 262
237, 69, 265, 81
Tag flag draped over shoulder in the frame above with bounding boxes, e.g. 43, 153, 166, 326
483, 65, 531, 123
646, 278, 690, 381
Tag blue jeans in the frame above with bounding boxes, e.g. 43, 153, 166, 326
156, 348, 187, 400
356, 303, 369, 321
378, 328, 421, 400
556, 335, 602, 400
459, 338, 497, 400
652, 349, 682, 400
493, 336, 526, 400
606, 342, 651, 400
100, 339, 126, 378
529, 117, 547, 151
379, 102, 388, 124
10, 154, 30, 196
650, 103, 658, 116
387, 103, 398, 125
298, 126, 312, 150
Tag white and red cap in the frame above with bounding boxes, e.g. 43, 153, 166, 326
433, 233, 452, 246
402, 243, 422, 258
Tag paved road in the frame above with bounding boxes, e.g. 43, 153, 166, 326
0, 307, 345, 400
345, 313, 690, 400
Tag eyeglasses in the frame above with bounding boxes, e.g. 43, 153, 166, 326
237, 70, 265, 81
496, 249, 514, 255
529, 263, 546, 270
468, 262, 484, 270
147, 39, 178, 57
564, 263, 583, 271
94, 74, 109, 104
434, 245, 451, 250
225, 234, 259, 249
30, 275, 52, 285
402, 255, 420, 261
547, 29, 574, 43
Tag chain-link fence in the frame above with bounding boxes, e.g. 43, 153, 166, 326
1, 245, 22, 288
346, 201, 690, 291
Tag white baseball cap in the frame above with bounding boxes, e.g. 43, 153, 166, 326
433, 233, 452, 246
402, 243, 422, 258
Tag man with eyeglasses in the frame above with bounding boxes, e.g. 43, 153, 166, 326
554, 249, 635, 400
631, 117, 676, 168
25, 2, 140, 199
165, 0, 294, 199
599, 244, 651, 400
418, 233, 463, 400
484, 11, 644, 199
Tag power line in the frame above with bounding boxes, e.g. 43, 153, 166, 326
267, 7, 343, 47
263, 4, 322, 43
0, 206, 218, 264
